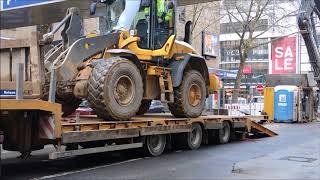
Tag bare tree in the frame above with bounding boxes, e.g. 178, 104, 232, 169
190, 4, 205, 39
222, 0, 298, 102
177, 2, 220, 47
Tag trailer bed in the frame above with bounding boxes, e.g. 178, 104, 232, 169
0, 99, 277, 161
60, 114, 247, 143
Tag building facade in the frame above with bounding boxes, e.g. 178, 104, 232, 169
176, 1, 220, 68
219, 0, 305, 93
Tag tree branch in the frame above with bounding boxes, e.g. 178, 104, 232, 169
192, 5, 205, 33
253, 10, 298, 39
251, 31, 300, 49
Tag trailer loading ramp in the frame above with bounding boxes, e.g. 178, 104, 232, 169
245, 119, 278, 137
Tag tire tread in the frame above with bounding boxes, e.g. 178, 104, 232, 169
168, 70, 206, 118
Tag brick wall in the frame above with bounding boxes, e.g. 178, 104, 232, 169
176, 2, 220, 68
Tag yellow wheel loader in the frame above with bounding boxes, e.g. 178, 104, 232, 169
39, 0, 219, 120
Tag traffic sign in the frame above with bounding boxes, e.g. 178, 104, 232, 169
1, 0, 55, 10
256, 85, 264, 93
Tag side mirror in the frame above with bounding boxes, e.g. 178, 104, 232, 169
184, 21, 192, 44
90, 2, 97, 15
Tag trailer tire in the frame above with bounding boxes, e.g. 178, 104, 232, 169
187, 123, 202, 150
88, 57, 143, 120
219, 121, 231, 144
145, 135, 166, 156
136, 100, 152, 115
169, 70, 206, 118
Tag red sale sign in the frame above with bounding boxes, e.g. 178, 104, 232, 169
271, 36, 297, 74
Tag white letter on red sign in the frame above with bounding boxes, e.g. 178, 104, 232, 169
275, 59, 283, 70
275, 47, 283, 58
284, 47, 293, 70
284, 58, 293, 70
285, 47, 293, 58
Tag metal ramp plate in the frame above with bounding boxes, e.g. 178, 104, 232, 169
245, 119, 278, 137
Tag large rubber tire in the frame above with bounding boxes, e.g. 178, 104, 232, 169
136, 100, 152, 115
219, 121, 231, 144
187, 123, 202, 150
87, 57, 143, 120
145, 134, 166, 156
169, 70, 206, 118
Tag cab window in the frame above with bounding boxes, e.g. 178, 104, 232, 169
131, 1, 151, 49
154, 0, 175, 49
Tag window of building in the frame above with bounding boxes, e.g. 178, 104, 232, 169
220, 19, 268, 34
220, 38, 269, 63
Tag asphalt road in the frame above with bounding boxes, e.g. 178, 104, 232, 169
1, 122, 320, 180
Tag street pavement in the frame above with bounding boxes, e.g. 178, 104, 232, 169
1, 122, 320, 180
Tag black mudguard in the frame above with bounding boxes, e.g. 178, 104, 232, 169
169, 53, 210, 87
106, 49, 146, 79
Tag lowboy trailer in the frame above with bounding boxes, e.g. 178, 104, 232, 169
0, 98, 277, 162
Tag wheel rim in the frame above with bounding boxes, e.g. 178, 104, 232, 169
190, 128, 200, 146
188, 83, 202, 107
148, 135, 162, 152
222, 124, 230, 141
114, 75, 135, 106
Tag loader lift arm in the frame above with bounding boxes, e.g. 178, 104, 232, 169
298, 0, 320, 86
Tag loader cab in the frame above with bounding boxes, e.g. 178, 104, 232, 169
130, 0, 176, 49
91, 0, 176, 50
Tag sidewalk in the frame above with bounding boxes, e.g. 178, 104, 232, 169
230, 139, 320, 179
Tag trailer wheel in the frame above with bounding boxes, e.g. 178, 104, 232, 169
136, 100, 152, 115
145, 135, 166, 156
187, 123, 202, 150
88, 57, 143, 120
219, 121, 231, 144
169, 70, 206, 118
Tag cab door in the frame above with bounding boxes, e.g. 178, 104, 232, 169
151, 0, 176, 51
128, 0, 176, 60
